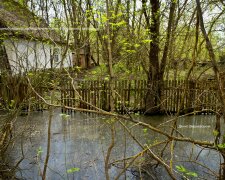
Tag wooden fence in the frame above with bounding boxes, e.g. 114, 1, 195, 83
61, 80, 220, 114
0, 80, 45, 111
0, 78, 220, 114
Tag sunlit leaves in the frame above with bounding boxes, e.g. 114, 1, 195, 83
18, 0, 27, 6
217, 143, 225, 149
134, 43, 140, 48
28, 72, 34, 77
176, 165, 186, 173
60, 113, 70, 120
143, 128, 148, 133
104, 77, 110, 81
186, 172, 198, 177
9, 100, 15, 109
37, 146, 43, 156
142, 39, 152, 44
101, 15, 108, 23
110, 20, 126, 28
67, 167, 80, 173
213, 130, 219, 136
176, 165, 198, 178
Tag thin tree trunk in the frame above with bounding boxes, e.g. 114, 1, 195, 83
42, 92, 53, 180
105, 125, 115, 180
196, 0, 225, 178
159, 1, 176, 80
106, 0, 114, 79
106, 0, 115, 112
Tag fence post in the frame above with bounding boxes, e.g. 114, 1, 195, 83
188, 80, 196, 113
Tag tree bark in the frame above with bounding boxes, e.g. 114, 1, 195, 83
144, 0, 160, 114
159, 1, 176, 80
106, 0, 115, 112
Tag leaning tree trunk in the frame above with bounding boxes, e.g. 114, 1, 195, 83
196, 0, 225, 179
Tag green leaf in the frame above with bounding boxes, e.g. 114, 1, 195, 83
104, 77, 109, 81
67, 167, 80, 173
134, 43, 140, 48
135, 112, 140, 116
186, 172, 198, 177
176, 165, 187, 173
217, 143, 225, 149
142, 39, 152, 44
143, 128, 148, 133
213, 130, 219, 136
102, 35, 108, 40
9, 100, 15, 108
101, 16, 108, 23
111, 20, 126, 27
60, 113, 70, 120
125, 50, 136, 53
37, 146, 43, 156
176, 165, 198, 178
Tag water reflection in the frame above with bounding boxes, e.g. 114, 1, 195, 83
7, 110, 221, 179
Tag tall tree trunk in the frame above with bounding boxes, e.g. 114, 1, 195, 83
145, 0, 177, 114
159, 1, 176, 80
106, 0, 115, 112
106, 0, 114, 77
144, 0, 160, 114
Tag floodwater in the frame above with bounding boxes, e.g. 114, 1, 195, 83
6, 109, 223, 179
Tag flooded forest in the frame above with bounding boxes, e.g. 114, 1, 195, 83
0, 0, 225, 179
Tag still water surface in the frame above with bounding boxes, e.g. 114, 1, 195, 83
8, 109, 221, 179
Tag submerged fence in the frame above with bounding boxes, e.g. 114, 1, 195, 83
61, 80, 220, 114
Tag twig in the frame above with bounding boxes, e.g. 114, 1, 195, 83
105, 123, 115, 180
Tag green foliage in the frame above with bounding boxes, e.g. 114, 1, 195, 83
67, 167, 80, 173
37, 146, 43, 156
84, 64, 108, 80
143, 128, 148, 133
217, 143, 225, 149
134, 112, 140, 116
9, 100, 15, 109
60, 113, 70, 120
18, 0, 27, 6
176, 165, 186, 173
104, 76, 110, 81
176, 165, 198, 178
213, 130, 219, 136
110, 20, 126, 28
186, 172, 198, 177
142, 39, 152, 44
106, 118, 116, 124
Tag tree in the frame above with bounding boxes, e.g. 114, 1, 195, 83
144, 0, 176, 114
